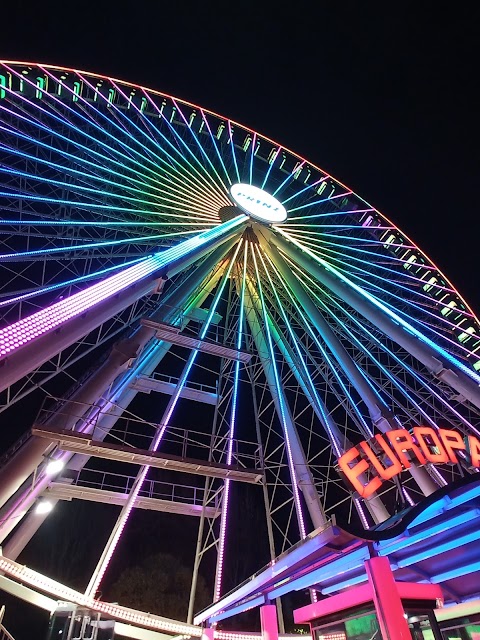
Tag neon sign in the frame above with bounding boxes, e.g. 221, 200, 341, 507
338, 427, 480, 498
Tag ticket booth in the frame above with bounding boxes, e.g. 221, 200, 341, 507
294, 557, 444, 640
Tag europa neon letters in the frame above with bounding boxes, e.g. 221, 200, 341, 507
338, 427, 480, 498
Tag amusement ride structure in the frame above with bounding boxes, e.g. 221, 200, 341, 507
0, 61, 479, 638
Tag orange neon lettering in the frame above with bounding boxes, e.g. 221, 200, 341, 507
338, 446, 382, 498
467, 435, 480, 467
360, 437, 402, 480
439, 428, 466, 463
413, 427, 449, 464
387, 429, 427, 468
340, 427, 478, 496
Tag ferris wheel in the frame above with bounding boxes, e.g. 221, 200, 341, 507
0, 61, 480, 630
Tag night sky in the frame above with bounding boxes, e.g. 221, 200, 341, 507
0, 1, 479, 637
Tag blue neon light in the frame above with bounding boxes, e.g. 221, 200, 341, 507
321, 573, 368, 594
397, 528, 480, 567
429, 560, 480, 583
377, 511, 477, 556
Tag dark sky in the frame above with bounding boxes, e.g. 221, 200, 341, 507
0, 1, 479, 636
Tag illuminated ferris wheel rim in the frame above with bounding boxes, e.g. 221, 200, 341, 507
0, 59, 477, 326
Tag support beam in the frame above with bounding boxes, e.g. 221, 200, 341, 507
260, 307, 390, 524
243, 283, 326, 531
43, 483, 219, 518
201, 629, 214, 640
264, 242, 437, 498
140, 320, 252, 362
365, 556, 412, 640
267, 228, 480, 411
31, 428, 263, 484
260, 605, 279, 640
131, 374, 218, 405
0, 241, 235, 546
0, 575, 56, 612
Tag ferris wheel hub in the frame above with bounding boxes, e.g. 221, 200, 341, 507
229, 183, 287, 223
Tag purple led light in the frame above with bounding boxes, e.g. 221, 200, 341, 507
86, 239, 245, 597
0, 217, 246, 360
87, 464, 150, 596
402, 487, 416, 507
215, 243, 248, 601
354, 497, 369, 528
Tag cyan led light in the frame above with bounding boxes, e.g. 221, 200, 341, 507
278, 227, 480, 385
411, 481, 480, 527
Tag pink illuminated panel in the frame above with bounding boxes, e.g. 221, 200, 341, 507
0, 216, 245, 359
0, 258, 157, 357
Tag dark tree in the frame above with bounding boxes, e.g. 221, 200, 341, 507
107, 552, 211, 621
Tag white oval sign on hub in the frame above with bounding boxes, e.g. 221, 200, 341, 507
230, 183, 287, 223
